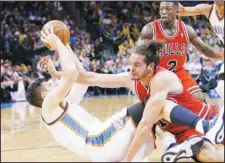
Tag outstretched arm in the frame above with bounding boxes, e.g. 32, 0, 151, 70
187, 25, 223, 60
76, 71, 132, 88
178, 3, 212, 18
40, 58, 133, 89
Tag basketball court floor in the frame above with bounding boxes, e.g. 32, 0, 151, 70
1, 95, 219, 162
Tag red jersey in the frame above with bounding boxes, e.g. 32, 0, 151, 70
134, 66, 219, 135
151, 19, 189, 72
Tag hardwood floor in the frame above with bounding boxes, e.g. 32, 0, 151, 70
1, 96, 219, 162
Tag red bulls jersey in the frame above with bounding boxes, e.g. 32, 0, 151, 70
151, 19, 189, 72
134, 66, 218, 134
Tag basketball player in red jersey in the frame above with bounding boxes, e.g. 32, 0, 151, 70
42, 40, 224, 162
120, 40, 224, 162
139, 2, 224, 102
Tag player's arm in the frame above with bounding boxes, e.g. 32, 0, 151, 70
178, 3, 212, 18
65, 43, 85, 73
76, 71, 132, 88
139, 23, 154, 40
39, 57, 132, 89
123, 72, 176, 162
40, 27, 78, 110
39, 43, 85, 79
43, 43, 85, 78
187, 25, 223, 60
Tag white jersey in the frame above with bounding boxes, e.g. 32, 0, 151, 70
216, 63, 224, 101
209, 4, 224, 43
43, 101, 153, 162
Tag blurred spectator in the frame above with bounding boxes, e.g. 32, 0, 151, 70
185, 55, 202, 81
1, 1, 223, 103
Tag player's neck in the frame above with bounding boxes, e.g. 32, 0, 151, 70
140, 74, 153, 88
161, 19, 176, 29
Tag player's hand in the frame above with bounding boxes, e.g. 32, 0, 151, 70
38, 56, 56, 74
40, 26, 61, 51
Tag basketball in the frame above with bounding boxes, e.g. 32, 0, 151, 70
41, 20, 70, 48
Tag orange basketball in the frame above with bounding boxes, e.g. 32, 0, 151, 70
41, 20, 70, 48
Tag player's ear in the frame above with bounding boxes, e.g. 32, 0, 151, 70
41, 92, 48, 99
147, 63, 154, 70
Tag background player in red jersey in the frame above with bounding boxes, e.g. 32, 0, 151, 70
138, 2, 224, 102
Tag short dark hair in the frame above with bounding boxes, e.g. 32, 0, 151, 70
134, 40, 164, 68
26, 78, 45, 108
160, 1, 179, 8
171, 1, 179, 8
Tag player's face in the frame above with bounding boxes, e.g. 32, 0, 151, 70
160, 2, 177, 24
41, 81, 56, 94
129, 53, 150, 80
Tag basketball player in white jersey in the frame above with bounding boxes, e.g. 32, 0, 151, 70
40, 32, 224, 162
26, 26, 157, 162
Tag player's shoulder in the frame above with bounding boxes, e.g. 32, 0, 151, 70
144, 19, 158, 28
141, 21, 157, 39
153, 69, 179, 83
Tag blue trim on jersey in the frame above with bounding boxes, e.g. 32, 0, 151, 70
61, 113, 127, 145
62, 114, 88, 138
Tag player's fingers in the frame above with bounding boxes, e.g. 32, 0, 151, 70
50, 25, 54, 34
40, 36, 48, 44
44, 58, 50, 65
41, 29, 47, 38
38, 57, 46, 65
38, 60, 44, 66
42, 58, 47, 64
43, 64, 48, 71
40, 31, 47, 40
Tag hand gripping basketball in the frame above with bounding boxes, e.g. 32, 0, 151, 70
40, 26, 61, 51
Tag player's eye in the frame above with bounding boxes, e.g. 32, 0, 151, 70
134, 64, 140, 67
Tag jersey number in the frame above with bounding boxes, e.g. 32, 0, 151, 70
168, 60, 177, 72
158, 119, 168, 128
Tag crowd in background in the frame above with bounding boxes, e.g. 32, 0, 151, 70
1, 1, 223, 103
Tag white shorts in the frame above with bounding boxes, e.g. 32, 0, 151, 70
216, 80, 224, 102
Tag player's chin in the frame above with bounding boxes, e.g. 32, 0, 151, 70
161, 19, 169, 24
131, 76, 140, 81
